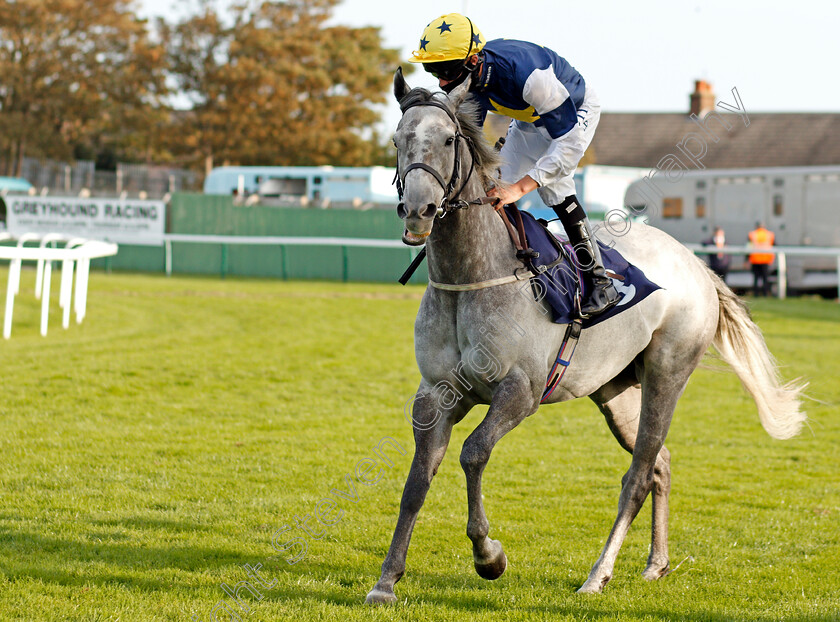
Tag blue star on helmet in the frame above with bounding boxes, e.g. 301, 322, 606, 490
419, 37, 429, 51
437, 21, 452, 34
472, 33, 482, 46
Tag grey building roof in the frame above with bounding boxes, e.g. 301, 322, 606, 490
589, 113, 840, 169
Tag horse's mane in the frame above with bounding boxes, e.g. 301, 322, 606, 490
398, 87, 502, 189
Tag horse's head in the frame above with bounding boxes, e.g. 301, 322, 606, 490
392, 68, 472, 246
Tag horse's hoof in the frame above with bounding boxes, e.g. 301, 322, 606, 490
365, 588, 397, 605
577, 574, 610, 594
642, 561, 670, 581
474, 541, 507, 580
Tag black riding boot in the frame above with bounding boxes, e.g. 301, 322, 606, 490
552, 195, 620, 318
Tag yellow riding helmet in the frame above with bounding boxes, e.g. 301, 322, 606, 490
409, 13, 485, 63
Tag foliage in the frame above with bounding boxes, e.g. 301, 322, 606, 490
159, 0, 402, 171
0, 0, 167, 175
0, 0, 403, 175
0, 271, 838, 621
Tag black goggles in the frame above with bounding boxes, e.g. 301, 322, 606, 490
423, 59, 468, 81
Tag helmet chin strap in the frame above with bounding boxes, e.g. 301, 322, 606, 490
441, 67, 470, 93
441, 59, 480, 94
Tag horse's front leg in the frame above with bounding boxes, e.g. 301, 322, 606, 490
461, 368, 538, 580
366, 387, 460, 604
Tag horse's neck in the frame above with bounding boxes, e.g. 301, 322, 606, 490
425, 177, 516, 285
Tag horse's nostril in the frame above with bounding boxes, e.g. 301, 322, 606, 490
396, 203, 408, 219
420, 203, 438, 219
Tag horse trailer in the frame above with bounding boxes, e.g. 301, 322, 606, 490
624, 165, 840, 289
203, 165, 399, 207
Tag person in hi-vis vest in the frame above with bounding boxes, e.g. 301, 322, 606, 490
748, 222, 775, 297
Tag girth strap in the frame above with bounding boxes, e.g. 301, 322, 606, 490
541, 318, 583, 403
428, 273, 523, 291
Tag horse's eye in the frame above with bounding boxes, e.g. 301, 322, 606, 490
445, 136, 455, 146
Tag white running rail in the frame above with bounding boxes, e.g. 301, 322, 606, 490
687, 244, 840, 300
1, 234, 118, 338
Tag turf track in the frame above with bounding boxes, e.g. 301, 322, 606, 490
0, 270, 837, 621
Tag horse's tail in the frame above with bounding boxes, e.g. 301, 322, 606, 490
710, 271, 807, 439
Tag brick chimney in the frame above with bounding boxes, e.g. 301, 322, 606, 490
689, 80, 715, 117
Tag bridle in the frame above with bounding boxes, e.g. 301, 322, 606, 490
393, 92, 545, 291
393, 97, 486, 217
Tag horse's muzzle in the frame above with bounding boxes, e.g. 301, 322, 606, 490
398, 202, 436, 246
397, 202, 438, 220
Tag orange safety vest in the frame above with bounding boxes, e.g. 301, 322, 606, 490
748, 228, 775, 264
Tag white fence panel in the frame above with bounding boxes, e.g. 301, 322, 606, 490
1, 235, 118, 338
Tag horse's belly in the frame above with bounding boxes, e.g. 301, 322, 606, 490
551, 295, 665, 399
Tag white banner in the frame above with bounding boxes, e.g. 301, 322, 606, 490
4, 196, 166, 246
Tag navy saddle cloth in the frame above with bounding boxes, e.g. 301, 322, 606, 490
506, 205, 661, 328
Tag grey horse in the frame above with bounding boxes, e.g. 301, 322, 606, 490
366, 70, 806, 604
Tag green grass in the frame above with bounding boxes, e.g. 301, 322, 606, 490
0, 268, 838, 621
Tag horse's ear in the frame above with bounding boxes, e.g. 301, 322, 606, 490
393, 67, 411, 103
446, 74, 472, 108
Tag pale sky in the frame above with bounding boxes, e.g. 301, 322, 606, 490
139, 0, 839, 131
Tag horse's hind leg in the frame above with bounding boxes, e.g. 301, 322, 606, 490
579, 336, 704, 594
590, 368, 672, 583
461, 367, 538, 580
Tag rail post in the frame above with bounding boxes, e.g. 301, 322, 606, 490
280, 245, 287, 281
165, 238, 173, 276
75, 258, 90, 323
60, 256, 75, 329
3, 260, 19, 339
777, 253, 787, 300
40, 259, 52, 336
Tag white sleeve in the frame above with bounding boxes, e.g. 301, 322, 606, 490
519, 66, 583, 186
522, 66, 570, 117
526, 131, 583, 188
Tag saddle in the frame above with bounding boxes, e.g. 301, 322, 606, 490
497, 202, 584, 315
505, 204, 661, 328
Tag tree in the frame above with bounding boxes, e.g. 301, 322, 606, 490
0, 0, 167, 175
162, 0, 403, 172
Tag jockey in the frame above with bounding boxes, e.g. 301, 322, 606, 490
409, 13, 619, 317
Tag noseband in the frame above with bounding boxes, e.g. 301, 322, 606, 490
393, 97, 479, 216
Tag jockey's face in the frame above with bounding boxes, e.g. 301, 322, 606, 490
424, 59, 466, 82
425, 55, 480, 90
